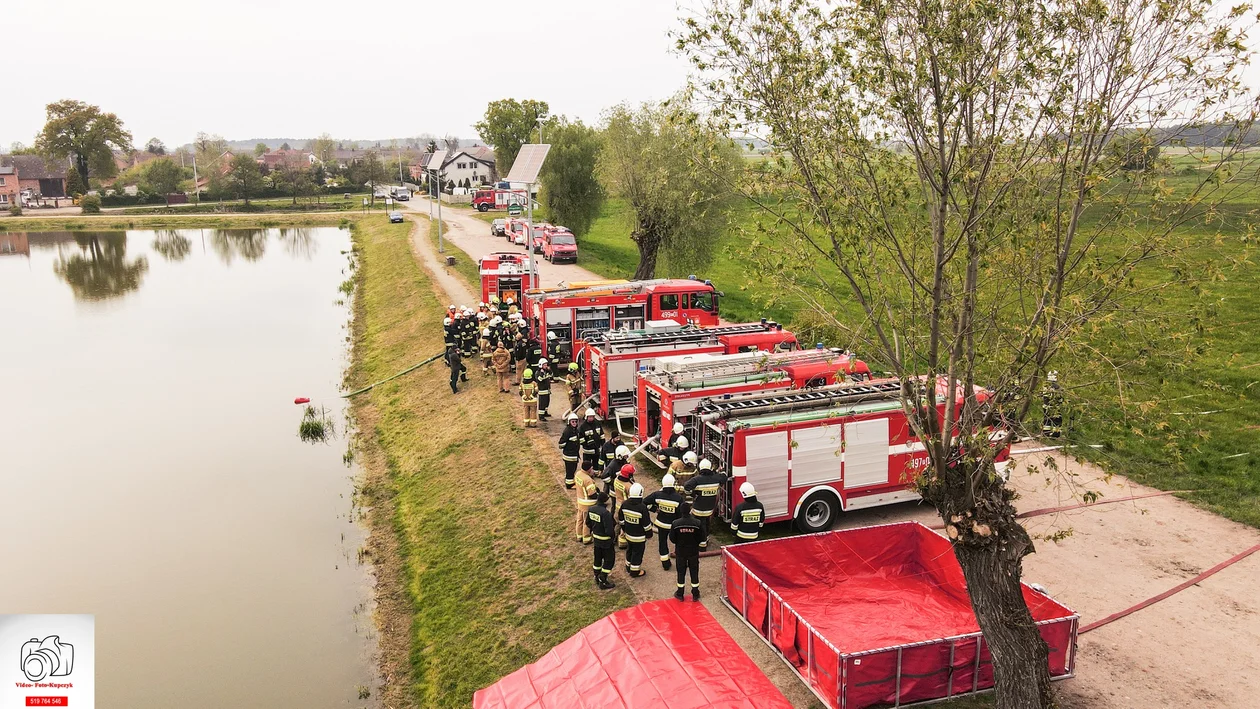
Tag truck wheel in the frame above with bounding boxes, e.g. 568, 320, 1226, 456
478, 203, 489, 212
795, 491, 840, 533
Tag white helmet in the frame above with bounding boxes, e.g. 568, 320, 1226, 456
566, 412, 579, 421
683, 451, 698, 465
479, 301, 487, 308
448, 304, 456, 310
740, 482, 756, 497
482, 328, 490, 336
585, 407, 597, 418
699, 459, 713, 471
491, 316, 502, 325
676, 436, 689, 449
662, 473, 676, 488
548, 332, 557, 340
616, 445, 630, 458
478, 313, 487, 320
629, 483, 644, 499
443, 317, 452, 326
539, 357, 548, 365
673, 422, 684, 434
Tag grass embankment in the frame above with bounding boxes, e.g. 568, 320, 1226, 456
348, 217, 634, 707
575, 175, 1260, 528
420, 214, 482, 288
0, 213, 353, 231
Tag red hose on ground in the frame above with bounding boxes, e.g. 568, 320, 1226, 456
1079, 543, 1260, 634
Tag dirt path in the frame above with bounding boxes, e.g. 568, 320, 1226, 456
404, 211, 1260, 708
405, 213, 476, 304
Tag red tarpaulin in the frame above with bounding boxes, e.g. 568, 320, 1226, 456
473, 599, 793, 709
723, 522, 1078, 708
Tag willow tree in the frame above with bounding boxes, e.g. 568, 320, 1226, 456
679, 0, 1256, 706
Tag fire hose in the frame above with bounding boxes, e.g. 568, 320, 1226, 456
341, 351, 446, 399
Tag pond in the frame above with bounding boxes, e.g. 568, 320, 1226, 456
0, 228, 376, 707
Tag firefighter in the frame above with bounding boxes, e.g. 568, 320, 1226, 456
489, 315, 505, 344
442, 317, 457, 350
519, 368, 539, 427
445, 346, 466, 394
1041, 371, 1064, 439
731, 482, 765, 542
669, 501, 703, 601
671, 451, 699, 492
578, 408, 604, 470
618, 483, 651, 577
565, 363, 583, 412
611, 462, 636, 548
574, 458, 598, 543
684, 459, 723, 551
526, 333, 543, 369
491, 340, 512, 393
645, 473, 684, 570
665, 421, 685, 449
497, 297, 510, 319
559, 412, 582, 489
602, 444, 631, 486
535, 358, 553, 421
512, 332, 529, 383
598, 435, 622, 479
546, 331, 562, 363
478, 328, 493, 375
659, 435, 689, 468
587, 489, 617, 590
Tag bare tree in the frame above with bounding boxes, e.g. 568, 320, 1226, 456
679, 0, 1257, 706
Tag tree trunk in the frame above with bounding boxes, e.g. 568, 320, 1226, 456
74, 156, 90, 193
950, 521, 1055, 709
632, 225, 660, 280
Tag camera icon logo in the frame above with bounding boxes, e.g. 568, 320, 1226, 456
20, 635, 74, 682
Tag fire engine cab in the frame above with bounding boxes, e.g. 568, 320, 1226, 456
471, 188, 528, 212
478, 252, 535, 304
525, 278, 722, 358
580, 321, 798, 422
689, 378, 1011, 533
635, 348, 871, 450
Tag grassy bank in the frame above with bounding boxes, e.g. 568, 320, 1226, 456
347, 217, 634, 707
0, 213, 353, 231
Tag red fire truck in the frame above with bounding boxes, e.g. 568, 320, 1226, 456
635, 348, 871, 449
580, 321, 798, 422
524, 278, 722, 360
471, 188, 528, 212
478, 252, 535, 304
688, 378, 1011, 533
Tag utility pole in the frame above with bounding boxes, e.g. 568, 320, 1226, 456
428, 166, 443, 253
192, 154, 200, 203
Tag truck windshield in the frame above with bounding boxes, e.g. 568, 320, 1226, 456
551, 235, 576, 245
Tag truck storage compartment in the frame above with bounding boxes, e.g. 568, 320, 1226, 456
722, 522, 1077, 708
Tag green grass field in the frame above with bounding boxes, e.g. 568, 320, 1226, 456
347, 217, 634, 707
575, 165, 1260, 529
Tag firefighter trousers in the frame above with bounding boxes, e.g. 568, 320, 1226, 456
574, 505, 592, 543
657, 528, 672, 564
625, 540, 646, 574
563, 459, 578, 487
593, 545, 616, 577
538, 392, 550, 418
695, 513, 712, 549
480, 356, 492, 374
523, 401, 537, 426
675, 554, 700, 591
497, 372, 510, 392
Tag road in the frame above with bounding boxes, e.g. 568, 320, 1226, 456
405, 195, 607, 291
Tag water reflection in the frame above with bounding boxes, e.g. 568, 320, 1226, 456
276, 228, 318, 259
53, 232, 149, 301
151, 230, 191, 262
210, 229, 268, 264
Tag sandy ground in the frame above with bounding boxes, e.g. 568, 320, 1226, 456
404, 208, 1260, 708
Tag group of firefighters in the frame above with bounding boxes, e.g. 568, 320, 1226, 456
440, 304, 767, 599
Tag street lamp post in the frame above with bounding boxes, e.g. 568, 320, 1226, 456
428, 166, 443, 253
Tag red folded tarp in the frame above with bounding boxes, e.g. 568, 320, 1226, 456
473, 599, 793, 709
724, 522, 1078, 709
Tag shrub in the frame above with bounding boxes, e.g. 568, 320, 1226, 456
8, 204, 21, 216
80, 194, 102, 214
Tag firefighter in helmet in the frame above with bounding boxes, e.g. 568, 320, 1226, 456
535, 358, 553, 420
573, 458, 598, 543
618, 483, 651, 577
1041, 370, 1064, 439
519, 368, 539, 427
612, 463, 636, 548
670, 450, 699, 491
578, 408, 603, 470
564, 362, 583, 412
645, 473, 684, 570
731, 482, 765, 542
665, 421, 685, 449
684, 458, 723, 550
478, 328, 493, 375
669, 502, 704, 601
546, 331, 562, 363
660, 436, 690, 470
586, 488, 617, 590
558, 412, 582, 489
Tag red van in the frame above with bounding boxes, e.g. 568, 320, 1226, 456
543, 228, 578, 263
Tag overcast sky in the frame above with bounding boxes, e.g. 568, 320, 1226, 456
2, 0, 696, 149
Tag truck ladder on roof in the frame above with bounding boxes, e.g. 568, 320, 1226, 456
696, 379, 905, 421
597, 324, 779, 353
658, 348, 848, 387
530, 279, 674, 299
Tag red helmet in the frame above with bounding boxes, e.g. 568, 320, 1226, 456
620, 464, 635, 477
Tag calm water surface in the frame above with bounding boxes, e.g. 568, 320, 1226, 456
0, 228, 376, 707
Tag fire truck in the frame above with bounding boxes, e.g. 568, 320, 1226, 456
635, 348, 872, 450
478, 252, 535, 304
524, 278, 722, 360
580, 321, 798, 422
471, 188, 529, 212
689, 378, 1011, 533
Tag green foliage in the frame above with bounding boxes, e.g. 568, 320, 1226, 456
308, 133, 336, 163
145, 138, 165, 155
226, 154, 265, 204
539, 119, 603, 236
141, 158, 184, 196
35, 99, 133, 184
194, 132, 229, 167
64, 167, 87, 197
598, 100, 741, 279
254, 142, 268, 156
79, 194, 101, 214
474, 98, 550, 175
9, 205, 22, 217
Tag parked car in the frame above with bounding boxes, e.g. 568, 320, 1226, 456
530, 223, 553, 254
507, 218, 529, 246
374, 188, 390, 199
544, 229, 578, 263
389, 211, 405, 223
491, 218, 507, 236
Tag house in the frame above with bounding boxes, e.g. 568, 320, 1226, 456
0, 155, 70, 201
0, 165, 17, 208
258, 149, 316, 171
417, 146, 497, 187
